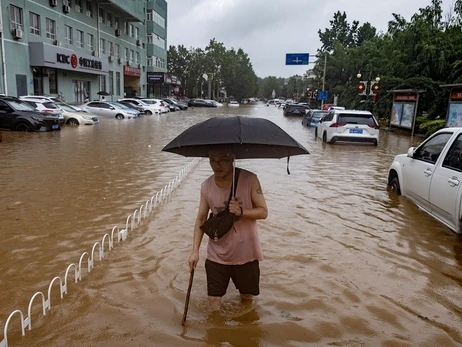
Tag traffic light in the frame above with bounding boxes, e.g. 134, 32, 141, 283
370, 82, 380, 94
313, 90, 318, 100
307, 91, 312, 99
357, 81, 367, 95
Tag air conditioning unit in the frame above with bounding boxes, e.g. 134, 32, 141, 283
117, 57, 122, 64
136, 39, 141, 46
115, 29, 121, 37
92, 50, 97, 56
49, 0, 57, 6
53, 39, 61, 46
12, 29, 23, 40
108, 55, 114, 62
63, 5, 70, 13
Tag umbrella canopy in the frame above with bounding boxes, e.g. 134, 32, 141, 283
162, 116, 309, 159
97, 91, 110, 96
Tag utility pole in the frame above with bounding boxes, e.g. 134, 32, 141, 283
321, 53, 327, 110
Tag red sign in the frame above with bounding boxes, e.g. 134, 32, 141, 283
394, 93, 418, 102
450, 88, 462, 100
70, 54, 78, 68
123, 65, 141, 77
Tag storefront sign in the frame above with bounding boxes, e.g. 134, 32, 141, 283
147, 72, 164, 82
393, 93, 418, 102
29, 42, 108, 75
123, 65, 141, 77
450, 88, 462, 101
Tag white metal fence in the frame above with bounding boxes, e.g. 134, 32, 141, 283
0, 158, 200, 347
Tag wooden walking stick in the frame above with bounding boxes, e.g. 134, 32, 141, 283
181, 268, 195, 326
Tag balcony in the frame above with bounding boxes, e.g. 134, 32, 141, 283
101, 0, 144, 22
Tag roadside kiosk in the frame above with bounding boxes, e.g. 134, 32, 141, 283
440, 84, 462, 127
387, 89, 425, 136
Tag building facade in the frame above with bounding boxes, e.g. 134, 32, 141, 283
0, 0, 168, 104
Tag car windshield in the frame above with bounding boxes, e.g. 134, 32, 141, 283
142, 100, 155, 104
7, 100, 37, 111
56, 103, 78, 112
338, 114, 376, 125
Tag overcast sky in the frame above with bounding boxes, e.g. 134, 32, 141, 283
167, 0, 454, 79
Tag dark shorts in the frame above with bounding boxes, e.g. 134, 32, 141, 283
205, 259, 260, 297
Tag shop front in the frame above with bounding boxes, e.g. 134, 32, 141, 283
147, 72, 181, 98
28, 42, 108, 104
123, 65, 141, 98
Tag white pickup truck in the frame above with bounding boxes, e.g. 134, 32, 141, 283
388, 127, 462, 234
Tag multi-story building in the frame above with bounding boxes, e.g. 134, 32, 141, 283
0, 0, 167, 104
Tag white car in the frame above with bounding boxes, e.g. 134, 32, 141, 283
81, 101, 140, 119
118, 98, 161, 115
20, 98, 65, 124
19, 95, 83, 111
139, 98, 170, 113
315, 109, 379, 145
21, 98, 98, 125
388, 127, 462, 234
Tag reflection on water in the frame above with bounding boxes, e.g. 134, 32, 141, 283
1, 104, 461, 346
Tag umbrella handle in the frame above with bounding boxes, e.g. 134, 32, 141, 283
181, 269, 195, 326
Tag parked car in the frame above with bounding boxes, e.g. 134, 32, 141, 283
118, 98, 161, 115
188, 98, 216, 107
283, 104, 310, 117
302, 110, 329, 127
118, 100, 146, 114
0, 97, 60, 131
21, 99, 65, 124
80, 101, 140, 119
387, 127, 462, 234
228, 101, 239, 107
54, 102, 99, 125
207, 100, 224, 107
315, 109, 379, 145
137, 98, 170, 113
162, 98, 188, 110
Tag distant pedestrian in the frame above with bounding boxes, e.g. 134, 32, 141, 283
100, 96, 105, 101
84, 95, 89, 103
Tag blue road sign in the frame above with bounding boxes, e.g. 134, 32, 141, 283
318, 90, 328, 100
285, 53, 309, 65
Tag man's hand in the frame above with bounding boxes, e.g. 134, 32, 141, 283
188, 252, 199, 272
228, 198, 242, 217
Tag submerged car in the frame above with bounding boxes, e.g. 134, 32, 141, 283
302, 110, 328, 127
283, 104, 310, 117
0, 97, 60, 131
388, 127, 462, 234
81, 101, 140, 119
188, 98, 216, 107
315, 109, 379, 145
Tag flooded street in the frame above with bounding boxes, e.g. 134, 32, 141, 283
1, 103, 461, 346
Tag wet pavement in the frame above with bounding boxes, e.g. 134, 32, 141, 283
0, 103, 461, 346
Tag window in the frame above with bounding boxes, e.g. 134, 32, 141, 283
108, 41, 114, 56
124, 21, 128, 35
146, 10, 153, 21
152, 10, 165, 28
108, 71, 113, 95
116, 72, 120, 95
75, 0, 83, 13
87, 33, 94, 51
136, 52, 140, 64
29, 12, 40, 35
10, 5, 23, 31
99, 38, 105, 55
46, 18, 56, 40
86, 1, 93, 17
129, 24, 134, 37
98, 8, 105, 24
114, 17, 120, 29
76, 29, 83, 48
99, 76, 106, 93
124, 47, 129, 61
135, 27, 139, 40
147, 56, 153, 66
147, 35, 153, 44
106, 12, 112, 27
443, 135, 462, 171
414, 133, 453, 164
64, 25, 73, 45
115, 44, 120, 58
130, 49, 134, 63
153, 35, 165, 49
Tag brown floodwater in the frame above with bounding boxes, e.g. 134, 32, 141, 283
0, 104, 461, 347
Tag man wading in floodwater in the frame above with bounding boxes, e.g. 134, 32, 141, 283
188, 145, 268, 312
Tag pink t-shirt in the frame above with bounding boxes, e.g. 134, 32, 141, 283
201, 168, 263, 265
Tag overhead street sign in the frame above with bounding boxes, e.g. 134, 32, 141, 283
285, 53, 309, 65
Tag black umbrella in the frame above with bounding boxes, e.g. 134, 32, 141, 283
97, 91, 110, 96
162, 116, 309, 159
162, 116, 309, 173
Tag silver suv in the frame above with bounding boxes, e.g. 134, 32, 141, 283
315, 109, 380, 145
